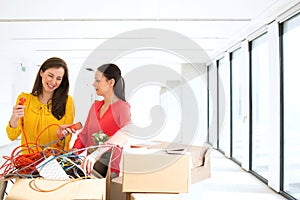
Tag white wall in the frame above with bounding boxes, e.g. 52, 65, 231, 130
181, 63, 207, 146
0, 56, 37, 146
0, 58, 13, 145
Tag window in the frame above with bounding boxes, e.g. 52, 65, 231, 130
282, 13, 300, 200
250, 33, 269, 181
208, 64, 218, 146
231, 48, 245, 163
218, 57, 231, 155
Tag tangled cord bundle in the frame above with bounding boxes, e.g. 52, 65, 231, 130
12, 152, 43, 175
0, 121, 124, 195
0, 123, 121, 179
0, 123, 69, 178
0, 146, 65, 177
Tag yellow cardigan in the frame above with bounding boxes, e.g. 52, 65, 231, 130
6, 92, 75, 151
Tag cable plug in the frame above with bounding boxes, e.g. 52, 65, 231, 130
19, 97, 26, 105
58, 122, 82, 140
69, 122, 83, 131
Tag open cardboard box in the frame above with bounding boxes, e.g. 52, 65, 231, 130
6, 177, 106, 200
5, 154, 111, 200
129, 141, 211, 184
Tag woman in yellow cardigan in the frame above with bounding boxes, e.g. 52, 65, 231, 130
6, 57, 75, 152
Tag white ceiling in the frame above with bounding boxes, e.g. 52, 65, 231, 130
0, 0, 299, 74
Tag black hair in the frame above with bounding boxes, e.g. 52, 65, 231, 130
97, 63, 126, 102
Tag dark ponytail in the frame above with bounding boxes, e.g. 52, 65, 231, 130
97, 63, 126, 102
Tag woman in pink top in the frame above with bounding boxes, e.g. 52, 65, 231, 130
72, 63, 131, 178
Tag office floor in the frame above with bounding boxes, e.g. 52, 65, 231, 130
0, 141, 287, 200
181, 150, 287, 200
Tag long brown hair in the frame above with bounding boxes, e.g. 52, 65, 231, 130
31, 57, 70, 120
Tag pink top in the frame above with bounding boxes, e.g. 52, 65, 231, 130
73, 100, 131, 175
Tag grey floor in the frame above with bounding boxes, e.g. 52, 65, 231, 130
181, 150, 287, 200
0, 141, 287, 200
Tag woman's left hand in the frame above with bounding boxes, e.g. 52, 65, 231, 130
81, 154, 97, 174
81, 146, 111, 174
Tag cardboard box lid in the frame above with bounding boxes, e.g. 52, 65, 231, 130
6, 178, 106, 200
123, 149, 189, 173
129, 141, 209, 167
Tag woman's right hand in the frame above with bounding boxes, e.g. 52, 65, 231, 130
9, 105, 25, 128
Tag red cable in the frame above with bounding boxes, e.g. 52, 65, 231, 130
1, 122, 81, 177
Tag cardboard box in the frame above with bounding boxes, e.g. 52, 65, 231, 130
110, 176, 126, 200
122, 149, 190, 193
130, 193, 183, 200
129, 141, 211, 184
0, 180, 7, 200
6, 177, 106, 200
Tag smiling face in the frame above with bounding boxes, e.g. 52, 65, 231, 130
93, 70, 115, 97
40, 67, 65, 94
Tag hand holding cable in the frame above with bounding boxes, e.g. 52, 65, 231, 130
9, 97, 26, 128
56, 122, 83, 140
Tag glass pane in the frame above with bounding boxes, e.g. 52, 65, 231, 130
283, 13, 300, 199
218, 57, 230, 154
231, 48, 244, 163
251, 33, 269, 179
208, 64, 218, 146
